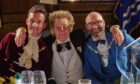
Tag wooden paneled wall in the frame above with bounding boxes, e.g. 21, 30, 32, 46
0, 1, 117, 40
0, 0, 39, 40
50, 2, 117, 29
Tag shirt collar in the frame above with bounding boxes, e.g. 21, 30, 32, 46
56, 37, 70, 44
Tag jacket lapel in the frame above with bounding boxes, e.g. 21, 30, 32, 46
86, 37, 103, 74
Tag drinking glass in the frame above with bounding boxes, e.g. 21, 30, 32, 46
120, 72, 134, 84
33, 70, 46, 84
21, 70, 33, 84
78, 79, 91, 84
136, 72, 140, 84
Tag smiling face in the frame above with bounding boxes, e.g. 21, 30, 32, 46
85, 12, 105, 37
49, 10, 75, 42
53, 18, 71, 42
26, 12, 46, 37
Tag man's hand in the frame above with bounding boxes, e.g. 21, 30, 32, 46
14, 27, 26, 47
110, 25, 124, 46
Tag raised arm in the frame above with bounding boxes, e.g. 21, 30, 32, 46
110, 25, 124, 46
14, 27, 26, 47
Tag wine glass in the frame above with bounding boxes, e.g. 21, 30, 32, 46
33, 70, 46, 84
120, 72, 134, 84
21, 70, 33, 84
136, 72, 140, 84
78, 79, 91, 84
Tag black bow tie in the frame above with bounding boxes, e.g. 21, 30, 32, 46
94, 40, 106, 46
56, 42, 71, 52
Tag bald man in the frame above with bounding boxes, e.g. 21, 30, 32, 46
83, 12, 134, 84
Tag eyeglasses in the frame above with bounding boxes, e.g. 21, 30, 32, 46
86, 20, 103, 27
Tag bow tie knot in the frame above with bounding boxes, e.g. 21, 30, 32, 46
95, 40, 106, 46
57, 42, 71, 52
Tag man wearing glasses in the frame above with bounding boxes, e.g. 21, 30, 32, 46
83, 11, 134, 84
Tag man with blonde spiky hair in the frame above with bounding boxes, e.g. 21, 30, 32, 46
47, 10, 85, 84
14, 10, 125, 84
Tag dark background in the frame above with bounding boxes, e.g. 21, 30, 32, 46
0, 0, 139, 40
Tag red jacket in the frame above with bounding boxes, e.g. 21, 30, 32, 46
0, 32, 53, 79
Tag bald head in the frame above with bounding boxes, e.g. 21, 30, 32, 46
85, 11, 105, 37
85, 12, 104, 24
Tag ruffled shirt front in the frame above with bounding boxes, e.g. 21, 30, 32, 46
18, 35, 40, 69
